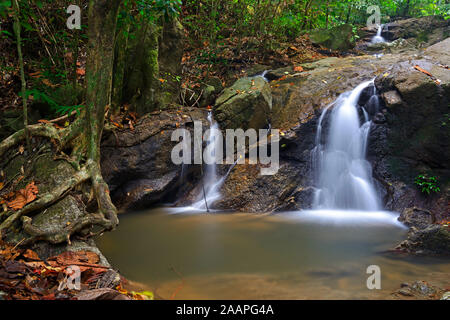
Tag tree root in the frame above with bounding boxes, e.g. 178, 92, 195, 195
0, 162, 119, 246
0, 167, 90, 233
0, 124, 61, 159
21, 212, 112, 245
0, 117, 119, 246
0, 118, 86, 160
89, 161, 119, 227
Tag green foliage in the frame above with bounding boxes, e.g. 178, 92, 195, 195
153, 0, 182, 20
23, 89, 84, 116
414, 174, 441, 194
183, 0, 450, 47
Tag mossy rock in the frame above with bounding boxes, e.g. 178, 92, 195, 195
214, 77, 272, 130
309, 24, 355, 51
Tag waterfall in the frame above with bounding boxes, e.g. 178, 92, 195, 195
371, 24, 385, 44
191, 112, 224, 210
257, 70, 269, 82
312, 80, 380, 211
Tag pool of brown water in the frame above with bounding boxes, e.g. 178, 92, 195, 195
96, 208, 450, 299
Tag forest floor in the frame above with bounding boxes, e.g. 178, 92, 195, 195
0, 237, 155, 300
180, 34, 342, 90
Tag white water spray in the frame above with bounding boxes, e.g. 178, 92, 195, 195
190, 112, 238, 210
371, 24, 385, 44
312, 80, 380, 211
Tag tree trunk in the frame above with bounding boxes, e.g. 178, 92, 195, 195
12, 0, 29, 152
0, 0, 123, 245
112, 19, 130, 115
346, 3, 352, 24
404, 0, 411, 17
85, 0, 122, 225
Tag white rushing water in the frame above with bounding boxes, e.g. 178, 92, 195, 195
371, 24, 385, 44
191, 111, 234, 210
312, 80, 380, 211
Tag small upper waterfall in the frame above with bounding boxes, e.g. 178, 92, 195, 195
312, 80, 380, 211
371, 24, 385, 44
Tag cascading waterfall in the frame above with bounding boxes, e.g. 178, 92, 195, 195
257, 70, 269, 82
312, 80, 380, 211
191, 111, 227, 210
371, 24, 385, 44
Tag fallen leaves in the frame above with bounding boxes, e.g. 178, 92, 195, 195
76, 68, 85, 76
413, 65, 441, 85
22, 249, 40, 261
0, 238, 138, 300
413, 65, 432, 77
293, 66, 304, 72
41, 78, 57, 88
53, 250, 100, 266
5, 181, 38, 211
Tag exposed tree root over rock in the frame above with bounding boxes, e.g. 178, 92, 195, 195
0, 121, 119, 247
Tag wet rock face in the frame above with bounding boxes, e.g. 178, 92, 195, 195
396, 225, 450, 256
216, 116, 318, 213
398, 207, 435, 230
216, 53, 399, 213
101, 109, 208, 211
370, 38, 450, 222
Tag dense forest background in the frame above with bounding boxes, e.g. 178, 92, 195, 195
0, 0, 449, 130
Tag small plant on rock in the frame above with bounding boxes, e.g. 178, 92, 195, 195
414, 174, 440, 194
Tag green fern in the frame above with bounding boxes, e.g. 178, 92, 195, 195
22, 89, 84, 116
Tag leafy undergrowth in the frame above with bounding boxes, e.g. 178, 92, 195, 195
0, 237, 152, 300
181, 34, 337, 90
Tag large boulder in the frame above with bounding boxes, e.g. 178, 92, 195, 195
215, 119, 318, 213
214, 76, 272, 130
396, 225, 450, 256
371, 38, 450, 222
384, 16, 449, 45
101, 109, 208, 211
309, 24, 355, 51
398, 207, 435, 230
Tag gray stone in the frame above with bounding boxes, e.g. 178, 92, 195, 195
101, 109, 208, 211
214, 77, 272, 130
381, 90, 402, 108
